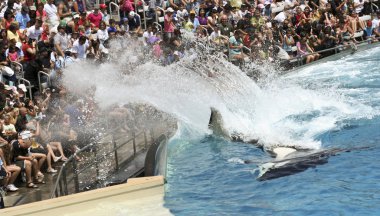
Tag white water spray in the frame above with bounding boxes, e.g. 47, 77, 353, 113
62, 39, 378, 150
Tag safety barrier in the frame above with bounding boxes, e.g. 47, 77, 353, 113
17, 78, 33, 99
10, 61, 24, 80
109, 2, 120, 22
38, 71, 50, 93
135, 1, 150, 30
50, 129, 153, 198
155, 6, 165, 23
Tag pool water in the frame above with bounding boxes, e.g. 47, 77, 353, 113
164, 47, 380, 215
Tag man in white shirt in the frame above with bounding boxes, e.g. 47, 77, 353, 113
71, 36, 90, 60
54, 25, 70, 57
26, 18, 43, 40
353, 0, 364, 14
44, 0, 59, 28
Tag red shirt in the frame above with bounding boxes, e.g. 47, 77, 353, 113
22, 43, 35, 62
87, 13, 102, 28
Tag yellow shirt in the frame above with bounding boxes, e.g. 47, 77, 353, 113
7, 30, 21, 43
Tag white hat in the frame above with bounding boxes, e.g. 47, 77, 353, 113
129, 11, 135, 17
18, 84, 27, 92
73, 14, 80, 19
20, 130, 32, 140
166, 7, 174, 13
15, 42, 22, 49
264, 1, 271, 5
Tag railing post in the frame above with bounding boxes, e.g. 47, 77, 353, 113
72, 158, 80, 193
94, 143, 99, 180
144, 131, 148, 149
62, 166, 68, 195
113, 134, 119, 171
132, 131, 136, 157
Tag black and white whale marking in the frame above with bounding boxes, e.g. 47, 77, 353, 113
208, 108, 366, 181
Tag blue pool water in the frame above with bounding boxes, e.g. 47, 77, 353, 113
164, 47, 380, 215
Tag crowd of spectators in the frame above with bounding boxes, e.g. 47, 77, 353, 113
1, 0, 380, 197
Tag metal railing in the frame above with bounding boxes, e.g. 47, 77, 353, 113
135, 1, 149, 30
109, 2, 120, 22
289, 37, 380, 67
10, 61, 24, 80
155, 6, 165, 23
50, 129, 153, 198
38, 71, 50, 93
18, 78, 33, 99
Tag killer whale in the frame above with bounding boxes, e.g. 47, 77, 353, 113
208, 108, 367, 181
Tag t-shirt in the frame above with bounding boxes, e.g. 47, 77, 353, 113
71, 39, 89, 59
128, 15, 141, 31
7, 30, 21, 43
54, 33, 70, 51
2, 124, 17, 135
15, 12, 31, 29
12, 140, 30, 162
96, 29, 109, 43
44, 3, 59, 23
27, 25, 43, 40
88, 13, 103, 28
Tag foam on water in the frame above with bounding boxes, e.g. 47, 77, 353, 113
62, 40, 379, 150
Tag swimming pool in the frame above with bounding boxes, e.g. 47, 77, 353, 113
164, 47, 380, 215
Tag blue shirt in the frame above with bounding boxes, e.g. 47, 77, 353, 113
15, 12, 30, 29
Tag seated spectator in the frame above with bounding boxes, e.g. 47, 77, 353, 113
7, 22, 21, 43
229, 30, 245, 61
296, 36, 319, 63
15, 5, 30, 30
2, 114, 17, 142
97, 21, 109, 45
12, 133, 44, 188
218, 15, 233, 37
36, 3, 47, 22
0, 147, 21, 192
128, 11, 141, 35
2, 9, 15, 30
57, 0, 73, 23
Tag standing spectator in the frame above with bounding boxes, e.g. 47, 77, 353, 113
164, 7, 175, 41
44, 0, 60, 28
54, 25, 70, 57
88, 5, 103, 29
15, 5, 30, 30
26, 18, 43, 40
71, 36, 90, 60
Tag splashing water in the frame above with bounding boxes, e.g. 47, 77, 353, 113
62, 38, 379, 150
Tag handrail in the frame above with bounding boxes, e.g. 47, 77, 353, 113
10, 61, 24, 79
153, 22, 162, 33
18, 78, 33, 99
155, 6, 165, 23
50, 129, 150, 198
291, 37, 380, 66
38, 71, 50, 93
109, 2, 120, 22
135, 1, 148, 30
